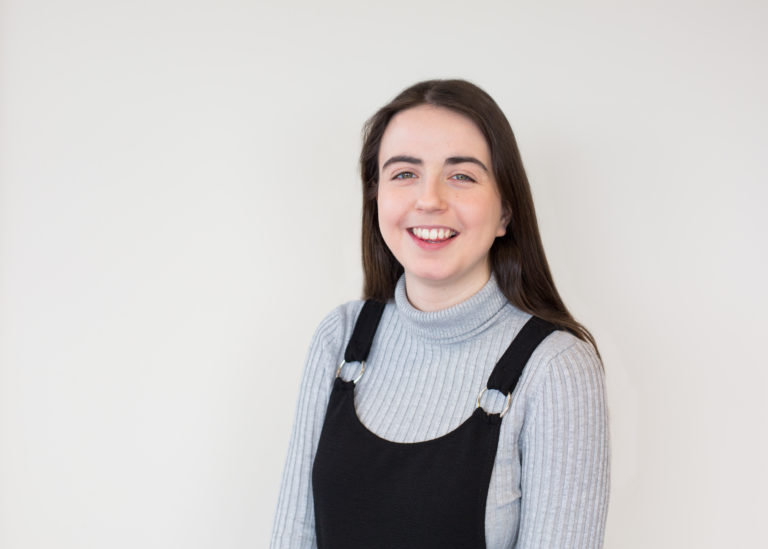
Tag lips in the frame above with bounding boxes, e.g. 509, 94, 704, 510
408, 227, 458, 242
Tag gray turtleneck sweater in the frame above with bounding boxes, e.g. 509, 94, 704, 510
270, 275, 609, 548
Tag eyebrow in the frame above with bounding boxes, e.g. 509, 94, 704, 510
381, 155, 489, 172
445, 156, 489, 172
381, 155, 422, 170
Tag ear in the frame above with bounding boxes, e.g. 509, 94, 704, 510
496, 205, 512, 237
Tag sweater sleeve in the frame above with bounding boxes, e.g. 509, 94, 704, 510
516, 340, 610, 548
269, 310, 343, 549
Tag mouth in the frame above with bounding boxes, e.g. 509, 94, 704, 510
408, 226, 459, 243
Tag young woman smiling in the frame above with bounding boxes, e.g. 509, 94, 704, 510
271, 80, 609, 549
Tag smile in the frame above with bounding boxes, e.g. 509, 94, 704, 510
408, 227, 458, 243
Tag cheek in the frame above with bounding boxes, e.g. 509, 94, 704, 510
376, 195, 389, 228
376, 199, 403, 258
376, 189, 403, 229
457, 196, 502, 226
376, 197, 396, 245
474, 206, 505, 241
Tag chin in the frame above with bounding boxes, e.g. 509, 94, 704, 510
406, 269, 458, 285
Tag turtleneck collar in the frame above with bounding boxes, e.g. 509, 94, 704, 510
393, 274, 512, 343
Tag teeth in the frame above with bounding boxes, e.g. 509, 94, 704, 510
412, 227, 456, 241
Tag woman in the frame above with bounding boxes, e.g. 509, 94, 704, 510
271, 80, 609, 548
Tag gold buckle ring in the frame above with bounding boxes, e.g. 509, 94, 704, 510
476, 387, 512, 418
335, 360, 366, 384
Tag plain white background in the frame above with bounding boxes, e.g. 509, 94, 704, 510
1, 0, 766, 547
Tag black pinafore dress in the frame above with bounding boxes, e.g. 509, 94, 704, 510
312, 300, 557, 549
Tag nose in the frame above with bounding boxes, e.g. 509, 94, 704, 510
414, 175, 446, 213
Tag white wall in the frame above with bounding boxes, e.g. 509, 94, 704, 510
1, 1, 766, 547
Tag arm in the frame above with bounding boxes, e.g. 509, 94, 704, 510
517, 340, 610, 548
269, 310, 343, 549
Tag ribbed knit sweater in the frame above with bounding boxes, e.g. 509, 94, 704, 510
270, 275, 610, 548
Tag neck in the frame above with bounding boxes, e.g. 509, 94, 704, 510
404, 270, 492, 312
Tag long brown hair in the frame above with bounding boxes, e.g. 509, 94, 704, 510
360, 79, 599, 354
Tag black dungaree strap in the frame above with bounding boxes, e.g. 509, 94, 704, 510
486, 316, 558, 395
343, 299, 386, 363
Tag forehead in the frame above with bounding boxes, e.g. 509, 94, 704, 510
378, 105, 490, 163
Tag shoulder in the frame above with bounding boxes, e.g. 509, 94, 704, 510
296, 299, 372, 392
308, 299, 369, 359
515, 324, 604, 409
533, 329, 599, 369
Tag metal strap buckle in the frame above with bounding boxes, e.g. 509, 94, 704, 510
476, 387, 512, 418
335, 360, 366, 384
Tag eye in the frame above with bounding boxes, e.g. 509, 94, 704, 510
451, 173, 476, 183
393, 171, 416, 180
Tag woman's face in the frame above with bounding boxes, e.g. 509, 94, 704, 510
377, 105, 508, 296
